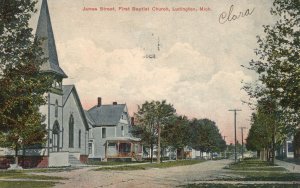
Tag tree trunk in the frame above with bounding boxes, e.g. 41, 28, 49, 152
22, 145, 25, 167
271, 132, 275, 165
157, 124, 161, 164
150, 144, 153, 163
15, 146, 18, 166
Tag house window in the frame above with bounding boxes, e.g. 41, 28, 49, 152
55, 100, 58, 118
79, 130, 81, 148
69, 114, 74, 148
121, 126, 124, 137
102, 128, 106, 138
88, 143, 92, 154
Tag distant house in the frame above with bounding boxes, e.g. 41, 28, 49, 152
86, 98, 142, 161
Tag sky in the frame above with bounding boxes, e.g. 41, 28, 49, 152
31, 0, 276, 144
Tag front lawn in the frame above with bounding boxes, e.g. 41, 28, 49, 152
183, 158, 300, 187
183, 183, 300, 188
0, 181, 57, 188
0, 170, 66, 188
0, 170, 65, 180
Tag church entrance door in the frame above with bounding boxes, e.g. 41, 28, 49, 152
53, 121, 60, 152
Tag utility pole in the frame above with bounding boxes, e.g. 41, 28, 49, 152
223, 136, 227, 159
240, 127, 247, 159
229, 109, 242, 163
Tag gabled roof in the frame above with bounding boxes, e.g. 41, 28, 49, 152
36, 0, 67, 78
84, 110, 95, 128
62, 85, 89, 130
87, 104, 126, 126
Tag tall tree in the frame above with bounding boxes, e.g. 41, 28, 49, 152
189, 118, 226, 157
135, 100, 176, 163
246, 101, 285, 164
161, 115, 190, 159
243, 0, 300, 133
0, 0, 52, 165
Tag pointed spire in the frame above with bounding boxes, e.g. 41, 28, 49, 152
36, 0, 67, 78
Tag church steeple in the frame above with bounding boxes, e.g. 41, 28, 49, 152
36, 0, 67, 78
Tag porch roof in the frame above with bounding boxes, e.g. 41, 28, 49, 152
105, 137, 141, 142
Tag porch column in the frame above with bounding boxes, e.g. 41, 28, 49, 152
117, 141, 120, 157
130, 142, 133, 156
105, 141, 108, 159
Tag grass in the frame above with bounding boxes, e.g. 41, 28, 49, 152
185, 158, 300, 187
226, 171, 300, 181
24, 167, 77, 173
0, 181, 57, 188
0, 170, 65, 180
221, 159, 300, 181
95, 159, 204, 171
225, 160, 286, 172
182, 183, 300, 188
0, 170, 66, 188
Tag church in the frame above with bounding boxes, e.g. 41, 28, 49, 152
0, 0, 89, 168
0, 0, 141, 168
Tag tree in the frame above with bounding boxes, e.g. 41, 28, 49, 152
243, 0, 300, 133
246, 101, 285, 164
0, 0, 52, 165
161, 115, 190, 159
135, 100, 176, 163
189, 118, 226, 158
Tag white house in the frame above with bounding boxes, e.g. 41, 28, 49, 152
86, 98, 142, 161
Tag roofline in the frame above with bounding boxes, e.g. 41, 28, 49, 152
40, 69, 68, 78
63, 85, 89, 131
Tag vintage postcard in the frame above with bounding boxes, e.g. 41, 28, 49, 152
0, 0, 299, 187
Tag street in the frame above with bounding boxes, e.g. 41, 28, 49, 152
47, 160, 232, 188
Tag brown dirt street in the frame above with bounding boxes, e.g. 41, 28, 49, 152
43, 160, 232, 188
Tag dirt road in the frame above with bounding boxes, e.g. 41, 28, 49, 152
47, 160, 231, 188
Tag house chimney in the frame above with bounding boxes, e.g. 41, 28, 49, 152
97, 97, 102, 107
113, 102, 117, 105
131, 117, 134, 126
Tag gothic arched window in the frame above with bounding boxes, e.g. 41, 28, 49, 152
69, 114, 74, 148
78, 130, 81, 148
55, 100, 58, 118
52, 120, 60, 152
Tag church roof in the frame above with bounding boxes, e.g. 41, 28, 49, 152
87, 104, 126, 126
36, 0, 67, 78
62, 85, 89, 130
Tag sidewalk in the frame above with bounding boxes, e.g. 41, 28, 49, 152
275, 159, 300, 173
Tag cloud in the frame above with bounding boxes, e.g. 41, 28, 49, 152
58, 39, 252, 143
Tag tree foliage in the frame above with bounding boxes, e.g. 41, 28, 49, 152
243, 0, 300, 131
134, 100, 176, 163
189, 118, 226, 153
246, 100, 286, 163
0, 0, 52, 155
243, 1, 300, 161
161, 115, 190, 151
134, 100, 227, 161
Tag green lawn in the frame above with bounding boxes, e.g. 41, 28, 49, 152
95, 160, 204, 171
183, 183, 300, 188
0, 181, 58, 188
184, 158, 300, 187
224, 159, 287, 172
0, 170, 66, 188
0, 170, 65, 180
